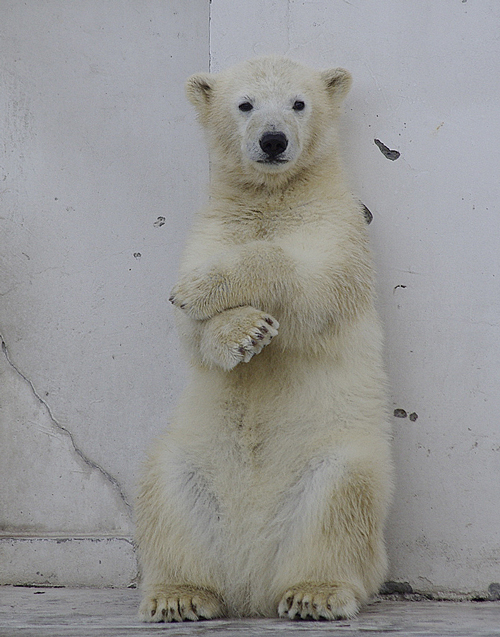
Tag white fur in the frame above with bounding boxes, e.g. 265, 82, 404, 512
136, 56, 393, 622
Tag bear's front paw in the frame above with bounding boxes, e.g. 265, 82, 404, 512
278, 583, 360, 621
169, 267, 230, 320
200, 307, 279, 370
139, 585, 226, 623
232, 313, 279, 366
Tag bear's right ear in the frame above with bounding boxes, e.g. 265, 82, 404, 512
185, 73, 216, 114
320, 68, 352, 103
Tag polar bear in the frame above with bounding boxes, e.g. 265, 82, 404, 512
136, 56, 393, 622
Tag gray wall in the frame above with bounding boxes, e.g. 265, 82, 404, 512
0, 0, 208, 586
1, 1, 499, 594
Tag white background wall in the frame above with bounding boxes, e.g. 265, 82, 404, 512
1, 1, 499, 595
0, 0, 208, 586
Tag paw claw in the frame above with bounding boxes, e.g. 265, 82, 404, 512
232, 314, 278, 365
278, 584, 360, 621
200, 307, 279, 370
140, 586, 225, 623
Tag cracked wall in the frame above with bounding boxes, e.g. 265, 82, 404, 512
0, 0, 209, 586
0, 338, 132, 535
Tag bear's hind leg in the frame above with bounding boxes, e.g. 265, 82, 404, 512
137, 447, 228, 622
269, 456, 391, 620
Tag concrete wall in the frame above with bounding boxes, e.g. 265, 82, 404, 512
1, 1, 499, 595
0, 0, 208, 586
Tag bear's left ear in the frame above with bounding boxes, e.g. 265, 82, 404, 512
185, 73, 216, 114
320, 68, 352, 102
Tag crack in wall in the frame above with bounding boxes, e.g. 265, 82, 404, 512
0, 335, 132, 518
208, 0, 212, 72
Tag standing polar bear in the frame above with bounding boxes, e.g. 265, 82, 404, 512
136, 56, 393, 622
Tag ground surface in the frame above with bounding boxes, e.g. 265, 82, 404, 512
0, 587, 499, 637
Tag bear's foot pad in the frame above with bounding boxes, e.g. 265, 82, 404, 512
139, 585, 225, 622
278, 583, 360, 620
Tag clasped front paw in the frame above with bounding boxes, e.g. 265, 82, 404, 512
199, 307, 279, 370
169, 268, 228, 320
233, 314, 279, 364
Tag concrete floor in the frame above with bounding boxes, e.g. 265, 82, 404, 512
0, 587, 499, 637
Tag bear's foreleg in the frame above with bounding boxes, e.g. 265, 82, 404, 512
169, 242, 298, 320
169, 240, 372, 344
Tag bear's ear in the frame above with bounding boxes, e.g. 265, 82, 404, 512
185, 73, 216, 113
320, 68, 352, 102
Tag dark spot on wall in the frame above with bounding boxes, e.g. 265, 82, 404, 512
393, 285, 407, 293
394, 408, 407, 418
380, 581, 414, 595
154, 216, 165, 228
409, 412, 418, 422
488, 583, 500, 600
374, 138, 401, 160
133, 253, 141, 259
360, 203, 373, 224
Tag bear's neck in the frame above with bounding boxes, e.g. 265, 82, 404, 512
209, 154, 346, 205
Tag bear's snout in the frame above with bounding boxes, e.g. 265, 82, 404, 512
259, 132, 288, 160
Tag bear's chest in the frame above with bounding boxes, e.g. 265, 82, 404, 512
223, 207, 312, 243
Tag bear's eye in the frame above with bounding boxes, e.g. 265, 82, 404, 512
239, 101, 253, 112
293, 100, 305, 111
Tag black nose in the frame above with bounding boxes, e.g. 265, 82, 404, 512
259, 132, 288, 158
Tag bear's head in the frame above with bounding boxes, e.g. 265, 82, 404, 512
186, 56, 352, 189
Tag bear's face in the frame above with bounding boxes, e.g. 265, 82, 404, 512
231, 83, 312, 175
186, 57, 352, 187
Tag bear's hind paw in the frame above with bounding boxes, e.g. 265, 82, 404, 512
139, 585, 226, 623
278, 583, 360, 621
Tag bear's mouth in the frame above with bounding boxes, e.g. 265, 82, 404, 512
257, 158, 289, 165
